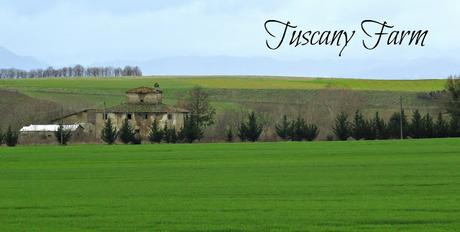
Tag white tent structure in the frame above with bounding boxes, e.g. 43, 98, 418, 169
20, 124, 82, 132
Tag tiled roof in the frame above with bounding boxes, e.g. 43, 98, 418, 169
103, 103, 189, 113
126, 87, 162, 94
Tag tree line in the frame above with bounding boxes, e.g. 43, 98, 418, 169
331, 110, 459, 141
0, 65, 142, 79
3, 76, 460, 146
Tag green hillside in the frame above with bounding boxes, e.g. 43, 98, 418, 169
1, 139, 459, 231
0, 76, 446, 137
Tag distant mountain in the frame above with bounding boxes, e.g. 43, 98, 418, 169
99, 56, 460, 79
0, 47, 47, 70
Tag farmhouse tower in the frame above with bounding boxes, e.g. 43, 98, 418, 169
125, 84, 162, 104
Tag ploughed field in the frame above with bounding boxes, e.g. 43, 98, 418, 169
1, 138, 459, 231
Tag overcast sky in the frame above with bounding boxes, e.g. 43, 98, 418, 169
0, 0, 459, 77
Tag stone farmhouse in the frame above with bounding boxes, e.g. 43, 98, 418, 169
51, 84, 189, 141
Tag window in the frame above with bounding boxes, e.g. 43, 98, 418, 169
103, 113, 108, 120
167, 114, 173, 120
127, 113, 132, 120
144, 113, 148, 119
140, 99, 144, 103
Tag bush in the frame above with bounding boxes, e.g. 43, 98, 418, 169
4, 125, 18, 147
119, 118, 135, 144
101, 118, 118, 145
333, 112, 351, 141
148, 118, 164, 143
54, 124, 72, 145
238, 112, 263, 142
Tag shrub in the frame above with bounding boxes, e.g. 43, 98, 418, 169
101, 118, 118, 145
148, 118, 163, 143
238, 112, 263, 142
333, 112, 351, 141
54, 124, 72, 145
4, 125, 18, 147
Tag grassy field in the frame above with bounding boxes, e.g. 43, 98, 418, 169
1, 139, 459, 231
0, 76, 446, 95
0, 76, 445, 113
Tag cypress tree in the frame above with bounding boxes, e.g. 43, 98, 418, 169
352, 110, 368, 140
148, 118, 164, 143
289, 117, 306, 141
373, 112, 388, 140
332, 112, 351, 141
421, 113, 434, 138
434, 112, 449, 138
101, 118, 118, 145
225, 127, 234, 142
304, 123, 319, 141
179, 115, 203, 143
163, 125, 178, 143
119, 118, 135, 144
0, 128, 3, 145
238, 112, 263, 142
4, 125, 18, 147
275, 115, 291, 140
409, 110, 424, 139
54, 124, 72, 145
388, 111, 408, 139
449, 116, 460, 137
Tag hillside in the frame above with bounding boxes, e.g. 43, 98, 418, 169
0, 76, 447, 139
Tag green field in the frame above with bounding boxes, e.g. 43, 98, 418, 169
1, 139, 459, 231
0, 76, 445, 107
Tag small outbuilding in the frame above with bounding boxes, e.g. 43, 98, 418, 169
19, 124, 86, 144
